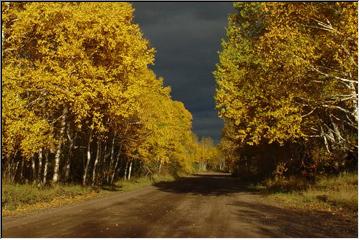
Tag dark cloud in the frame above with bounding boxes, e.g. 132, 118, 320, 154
192, 110, 223, 141
132, 2, 233, 142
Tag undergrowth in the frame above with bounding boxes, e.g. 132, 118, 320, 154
2, 174, 175, 216
263, 172, 358, 215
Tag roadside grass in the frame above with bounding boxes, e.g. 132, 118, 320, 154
2, 183, 100, 216
2, 174, 175, 216
262, 172, 358, 215
112, 174, 175, 192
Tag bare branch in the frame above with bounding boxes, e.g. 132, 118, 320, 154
50, 114, 66, 125
313, 18, 341, 34
312, 67, 357, 84
320, 126, 331, 153
322, 104, 353, 115
301, 107, 317, 118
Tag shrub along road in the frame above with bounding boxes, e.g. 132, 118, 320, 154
2, 173, 357, 237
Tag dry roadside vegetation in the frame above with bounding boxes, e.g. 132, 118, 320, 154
262, 172, 357, 217
2, 183, 99, 216
2, 174, 175, 216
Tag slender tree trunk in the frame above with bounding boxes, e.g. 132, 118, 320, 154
100, 142, 108, 184
124, 160, 129, 180
350, 80, 358, 122
19, 159, 25, 183
83, 129, 93, 186
92, 140, 101, 186
127, 160, 133, 180
53, 107, 68, 183
107, 135, 116, 183
10, 152, 19, 183
38, 149, 43, 182
31, 156, 36, 183
9, 151, 17, 179
64, 158, 71, 183
110, 150, 121, 185
64, 123, 75, 183
12, 161, 20, 183
65, 136, 74, 183
43, 151, 49, 184
158, 160, 162, 174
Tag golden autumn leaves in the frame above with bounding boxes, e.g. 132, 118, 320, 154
2, 2, 218, 185
215, 3, 357, 176
215, 2, 357, 145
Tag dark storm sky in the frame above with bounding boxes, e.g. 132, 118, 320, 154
132, 2, 233, 142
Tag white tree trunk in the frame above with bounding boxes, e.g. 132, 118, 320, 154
110, 150, 121, 185
53, 107, 68, 183
38, 149, 43, 182
43, 151, 49, 184
107, 135, 116, 183
92, 140, 101, 186
65, 124, 74, 182
65, 159, 71, 182
11, 161, 20, 183
31, 156, 36, 182
127, 160, 133, 180
350, 82, 358, 123
83, 130, 93, 186
124, 160, 129, 180
158, 160, 162, 174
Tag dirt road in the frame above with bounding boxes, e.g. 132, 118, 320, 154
2, 173, 357, 237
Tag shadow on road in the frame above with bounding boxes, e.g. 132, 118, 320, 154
229, 200, 357, 237
153, 173, 258, 196
154, 173, 357, 237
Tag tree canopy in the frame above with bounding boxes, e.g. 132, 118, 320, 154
2, 2, 218, 185
215, 2, 357, 178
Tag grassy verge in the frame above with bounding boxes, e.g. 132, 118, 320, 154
2, 174, 175, 217
114, 174, 175, 191
262, 172, 358, 216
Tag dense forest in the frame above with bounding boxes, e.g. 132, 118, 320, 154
215, 2, 357, 181
2, 2, 220, 186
